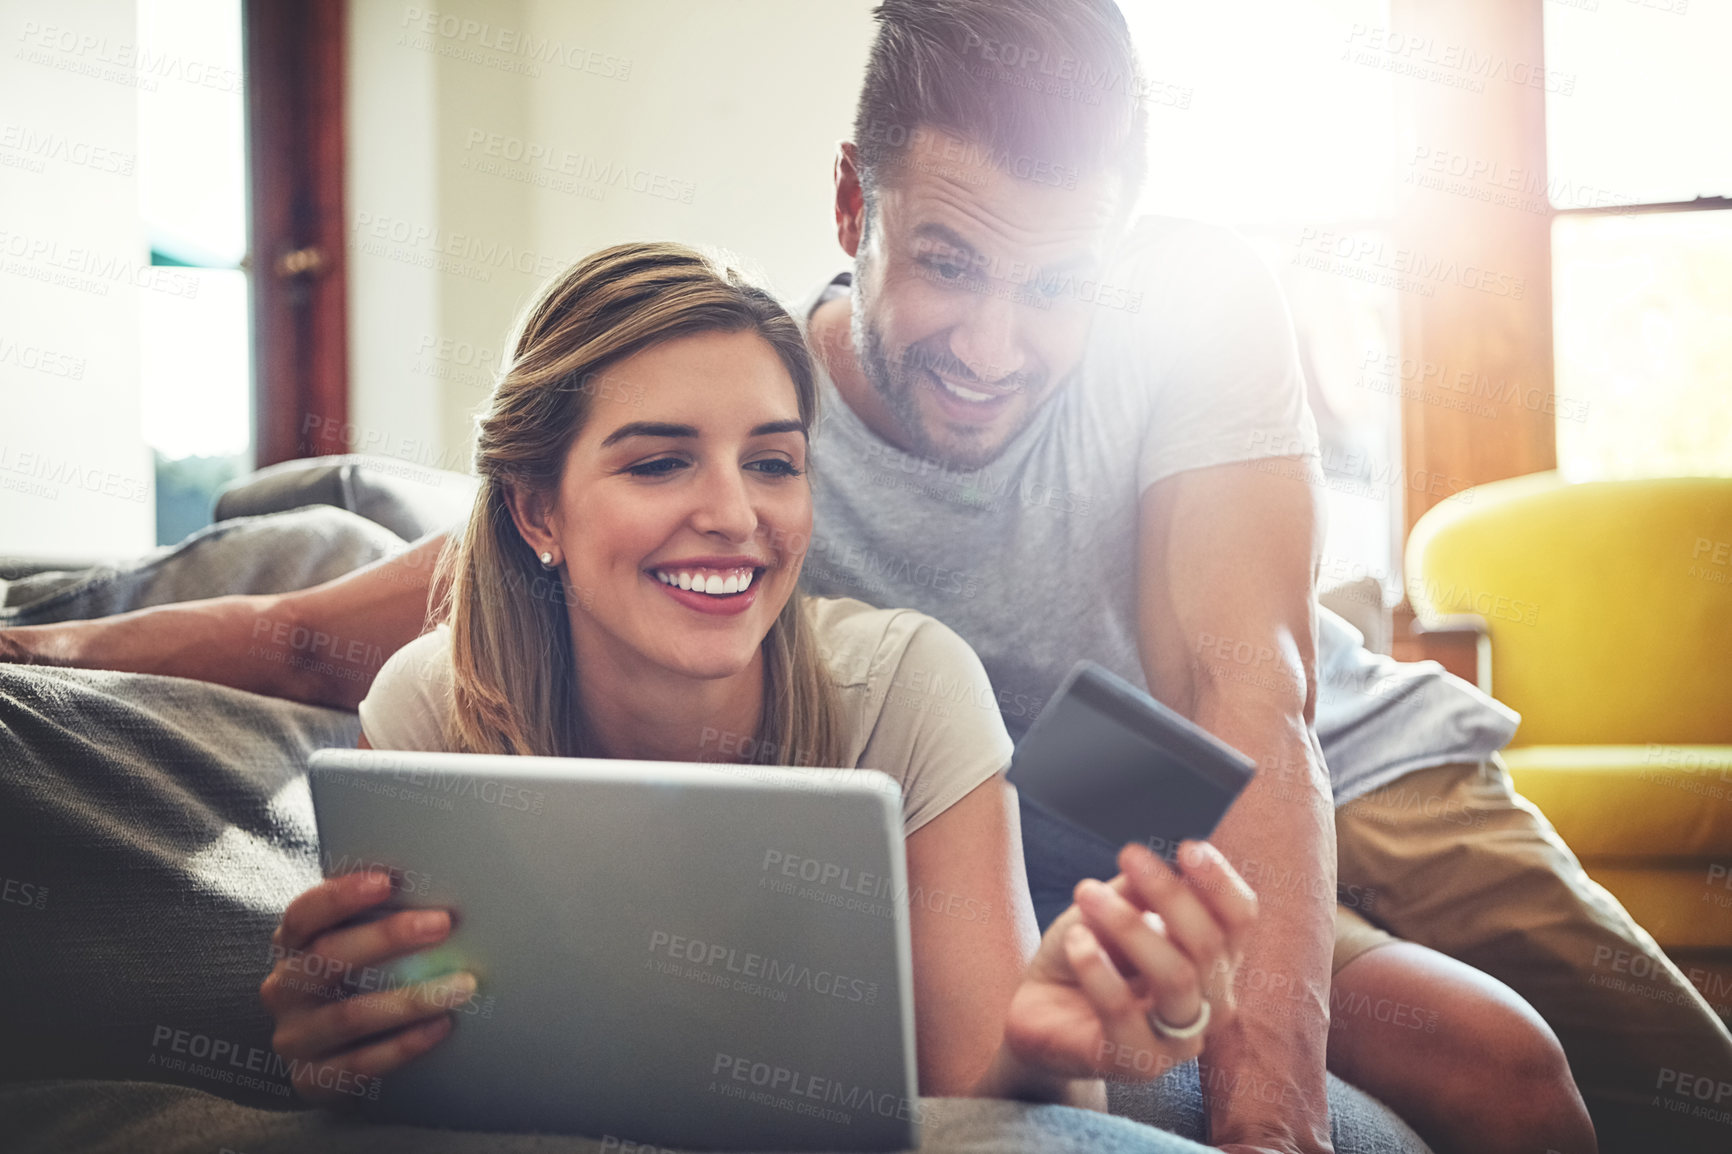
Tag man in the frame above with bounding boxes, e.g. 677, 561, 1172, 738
5, 1, 1727, 1151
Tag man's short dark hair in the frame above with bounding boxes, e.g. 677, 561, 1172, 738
851, 0, 1148, 212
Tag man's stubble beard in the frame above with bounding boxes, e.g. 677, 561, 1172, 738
848, 275, 1039, 474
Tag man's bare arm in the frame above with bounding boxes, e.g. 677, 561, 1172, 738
0, 532, 450, 710
1138, 456, 1334, 1154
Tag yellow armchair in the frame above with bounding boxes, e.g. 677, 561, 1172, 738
1406, 471, 1732, 1019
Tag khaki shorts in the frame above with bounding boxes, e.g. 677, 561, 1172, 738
1332, 904, 1397, 975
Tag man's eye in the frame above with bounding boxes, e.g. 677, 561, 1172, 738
1035, 275, 1068, 300
625, 457, 686, 477
748, 458, 804, 478
927, 259, 968, 282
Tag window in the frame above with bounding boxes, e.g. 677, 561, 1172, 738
1123, 0, 1405, 611
137, 0, 251, 544
1544, 0, 1732, 481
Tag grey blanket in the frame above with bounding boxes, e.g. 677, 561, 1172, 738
0, 492, 1427, 1153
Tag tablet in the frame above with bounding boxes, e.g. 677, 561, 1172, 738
1007, 660, 1256, 860
306, 748, 920, 1151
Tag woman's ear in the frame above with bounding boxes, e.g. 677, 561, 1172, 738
503, 481, 561, 567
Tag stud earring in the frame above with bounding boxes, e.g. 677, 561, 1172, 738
539, 551, 556, 569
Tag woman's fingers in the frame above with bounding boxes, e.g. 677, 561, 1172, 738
273, 972, 478, 1061
290, 1014, 454, 1106
1060, 916, 1207, 1072
1073, 877, 1207, 1030
1114, 843, 1237, 1010
264, 906, 453, 1013
1170, 840, 1259, 957
274, 870, 395, 953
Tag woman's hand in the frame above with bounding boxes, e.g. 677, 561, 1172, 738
993, 840, 1257, 1093
259, 870, 477, 1105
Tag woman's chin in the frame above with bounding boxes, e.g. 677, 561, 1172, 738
653, 647, 760, 682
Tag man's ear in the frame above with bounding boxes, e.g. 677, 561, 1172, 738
503, 481, 561, 566
833, 141, 867, 258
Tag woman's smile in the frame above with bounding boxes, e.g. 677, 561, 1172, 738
646, 557, 767, 617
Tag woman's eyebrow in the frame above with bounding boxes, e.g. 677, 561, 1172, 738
750, 419, 807, 439
599, 418, 806, 447
599, 421, 699, 447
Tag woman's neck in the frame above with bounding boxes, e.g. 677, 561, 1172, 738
568, 632, 764, 764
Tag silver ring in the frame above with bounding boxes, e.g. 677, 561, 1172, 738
1147, 997, 1211, 1041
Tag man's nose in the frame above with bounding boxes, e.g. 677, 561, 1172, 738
949, 292, 1026, 386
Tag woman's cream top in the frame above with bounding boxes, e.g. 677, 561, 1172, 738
356, 596, 1014, 836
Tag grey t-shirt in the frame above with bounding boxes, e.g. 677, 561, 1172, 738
798, 214, 1518, 806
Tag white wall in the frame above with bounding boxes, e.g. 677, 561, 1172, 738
0, 0, 156, 559
345, 0, 875, 474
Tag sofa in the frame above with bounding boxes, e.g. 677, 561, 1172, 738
1405, 470, 1732, 1021
0, 457, 1429, 1153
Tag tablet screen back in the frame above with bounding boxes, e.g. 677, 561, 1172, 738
308, 749, 919, 1151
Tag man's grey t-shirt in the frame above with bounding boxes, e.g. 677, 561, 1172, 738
798, 214, 1518, 806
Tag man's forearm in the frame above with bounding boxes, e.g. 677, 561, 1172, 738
1, 593, 312, 700
0, 531, 448, 709
1194, 692, 1335, 1153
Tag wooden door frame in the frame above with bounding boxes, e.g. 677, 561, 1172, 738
244, 0, 348, 467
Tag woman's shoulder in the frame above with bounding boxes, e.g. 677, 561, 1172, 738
379, 622, 453, 681
803, 597, 1012, 837
357, 624, 454, 751
803, 595, 973, 688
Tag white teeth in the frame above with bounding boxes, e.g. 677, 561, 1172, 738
652, 567, 759, 596
939, 376, 995, 403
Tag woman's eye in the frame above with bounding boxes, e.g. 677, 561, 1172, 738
748, 458, 804, 478
625, 457, 687, 477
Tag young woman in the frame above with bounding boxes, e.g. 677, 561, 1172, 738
259, 241, 1256, 1112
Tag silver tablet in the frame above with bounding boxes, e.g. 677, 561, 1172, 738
307, 748, 920, 1151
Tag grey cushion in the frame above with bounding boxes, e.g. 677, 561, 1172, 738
0, 506, 407, 625
0, 665, 357, 1105
0, 1079, 1218, 1154
214, 455, 478, 545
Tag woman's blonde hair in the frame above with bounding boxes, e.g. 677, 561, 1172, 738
432, 241, 843, 766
